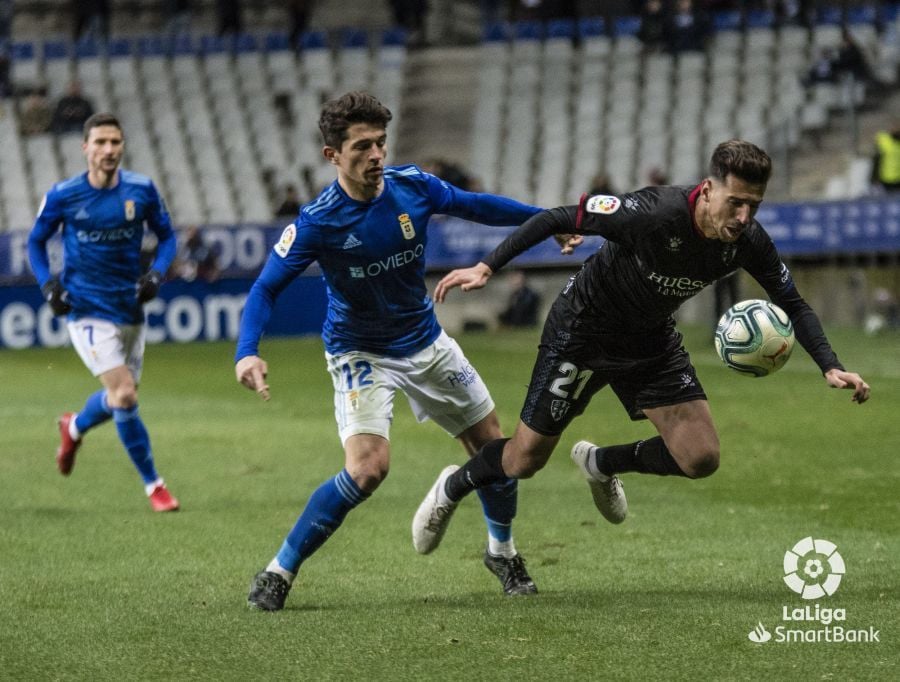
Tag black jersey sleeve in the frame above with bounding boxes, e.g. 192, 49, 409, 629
741, 225, 844, 373
482, 206, 577, 272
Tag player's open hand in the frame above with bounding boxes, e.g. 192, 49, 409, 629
236, 355, 270, 401
434, 262, 493, 303
824, 368, 870, 404
554, 233, 584, 255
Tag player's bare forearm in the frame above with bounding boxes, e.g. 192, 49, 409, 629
434, 262, 493, 303
824, 368, 870, 404
236, 355, 271, 401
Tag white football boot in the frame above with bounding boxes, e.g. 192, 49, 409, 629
571, 440, 627, 524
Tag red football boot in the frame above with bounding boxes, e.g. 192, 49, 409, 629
56, 412, 82, 476
148, 483, 180, 512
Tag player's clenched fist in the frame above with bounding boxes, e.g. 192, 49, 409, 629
236, 355, 270, 401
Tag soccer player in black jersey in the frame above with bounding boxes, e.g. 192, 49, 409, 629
412, 139, 870, 554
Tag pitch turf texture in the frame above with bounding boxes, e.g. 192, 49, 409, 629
2, 327, 897, 680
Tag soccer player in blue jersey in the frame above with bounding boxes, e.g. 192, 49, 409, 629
236, 91, 581, 610
28, 112, 180, 512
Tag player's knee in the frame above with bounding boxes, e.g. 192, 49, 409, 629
682, 448, 719, 479
107, 386, 138, 409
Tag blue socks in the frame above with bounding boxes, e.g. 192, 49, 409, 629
112, 405, 159, 485
477, 478, 519, 557
275, 469, 369, 575
74, 389, 112, 434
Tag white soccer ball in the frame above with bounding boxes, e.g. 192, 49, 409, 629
714, 299, 795, 377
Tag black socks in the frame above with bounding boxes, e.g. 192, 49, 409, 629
444, 438, 510, 501
594, 436, 687, 477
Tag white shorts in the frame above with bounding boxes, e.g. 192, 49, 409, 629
326, 331, 494, 444
67, 317, 146, 380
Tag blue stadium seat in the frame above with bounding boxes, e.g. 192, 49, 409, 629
235, 33, 258, 53
547, 19, 575, 40
482, 22, 509, 43
612, 16, 641, 37
301, 30, 328, 50
577, 16, 606, 39
107, 38, 132, 57
514, 21, 543, 41
381, 28, 407, 47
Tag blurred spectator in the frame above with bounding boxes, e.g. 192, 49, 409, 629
0, 0, 11, 42
164, 0, 192, 37
499, 271, 541, 328
173, 226, 220, 282
864, 287, 900, 334
638, 0, 668, 53
0, 47, 10, 98
870, 119, 900, 193
51, 81, 95, 134
803, 47, 839, 86
216, 0, 242, 36
646, 166, 669, 186
421, 158, 476, 191
275, 184, 302, 218
288, 0, 314, 47
666, 0, 710, 53
713, 272, 740, 328
388, 0, 428, 46
588, 172, 616, 195
72, 0, 110, 42
20, 89, 53, 135
832, 27, 876, 86
480, 0, 503, 26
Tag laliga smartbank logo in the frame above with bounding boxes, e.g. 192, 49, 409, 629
746, 537, 881, 645
783, 536, 844, 599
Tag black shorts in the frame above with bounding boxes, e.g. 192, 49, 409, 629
520, 319, 707, 437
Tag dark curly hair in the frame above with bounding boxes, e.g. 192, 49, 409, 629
318, 91, 393, 149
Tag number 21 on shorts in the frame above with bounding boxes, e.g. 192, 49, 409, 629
549, 361, 593, 399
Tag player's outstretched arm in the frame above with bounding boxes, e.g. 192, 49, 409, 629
824, 368, 870, 404
434, 262, 493, 303
236, 355, 270, 401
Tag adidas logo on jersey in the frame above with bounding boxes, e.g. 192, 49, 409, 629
75, 207, 90, 220
342, 234, 362, 250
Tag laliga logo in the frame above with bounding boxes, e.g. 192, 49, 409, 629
783, 537, 845, 600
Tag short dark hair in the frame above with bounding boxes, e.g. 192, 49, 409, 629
708, 139, 772, 185
83, 112, 123, 141
318, 91, 392, 149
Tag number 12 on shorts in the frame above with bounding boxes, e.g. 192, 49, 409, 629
342, 360, 373, 390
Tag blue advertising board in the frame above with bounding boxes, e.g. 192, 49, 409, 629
2, 195, 898, 348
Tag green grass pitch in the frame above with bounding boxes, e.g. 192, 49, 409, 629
1, 326, 897, 680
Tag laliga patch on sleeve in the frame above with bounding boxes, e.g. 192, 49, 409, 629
274, 224, 296, 257
585, 195, 620, 215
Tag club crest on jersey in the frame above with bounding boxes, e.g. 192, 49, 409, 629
550, 399, 570, 422
586, 195, 620, 215
398, 213, 415, 240
124, 200, 135, 221
274, 224, 296, 258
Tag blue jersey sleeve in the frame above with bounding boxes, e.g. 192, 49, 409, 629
27, 189, 64, 286
422, 171, 541, 225
235, 222, 318, 361
146, 182, 176, 274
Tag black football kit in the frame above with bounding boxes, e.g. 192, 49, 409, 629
481, 185, 844, 435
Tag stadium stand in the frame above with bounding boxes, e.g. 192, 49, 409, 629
1, 1, 899, 229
